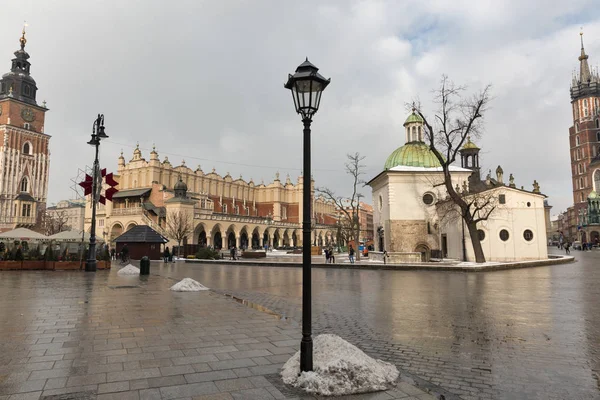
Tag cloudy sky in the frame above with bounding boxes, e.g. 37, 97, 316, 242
2, 0, 599, 216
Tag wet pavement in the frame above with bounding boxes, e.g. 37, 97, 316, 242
152, 248, 600, 400
0, 266, 434, 400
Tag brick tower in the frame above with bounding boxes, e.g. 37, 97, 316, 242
569, 32, 600, 216
0, 27, 50, 232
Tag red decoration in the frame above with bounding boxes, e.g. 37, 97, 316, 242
78, 171, 119, 202
78, 174, 93, 196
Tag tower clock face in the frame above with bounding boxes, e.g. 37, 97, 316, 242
21, 108, 35, 122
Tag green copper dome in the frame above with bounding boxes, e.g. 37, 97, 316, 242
384, 142, 442, 169
588, 190, 599, 199
404, 111, 424, 126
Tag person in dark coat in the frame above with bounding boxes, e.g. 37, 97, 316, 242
163, 247, 170, 263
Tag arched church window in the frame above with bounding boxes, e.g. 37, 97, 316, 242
20, 177, 28, 192
596, 119, 600, 129
576, 136, 580, 146
576, 123, 580, 132
580, 177, 584, 189
597, 131, 600, 141
23, 142, 30, 154
584, 99, 589, 117
223, 204, 227, 213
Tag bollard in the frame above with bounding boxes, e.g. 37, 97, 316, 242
140, 256, 150, 275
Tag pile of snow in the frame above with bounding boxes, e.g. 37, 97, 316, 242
281, 334, 399, 396
170, 278, 209, 292
117, 264, 140, 275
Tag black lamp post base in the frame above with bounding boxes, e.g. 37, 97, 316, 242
85, 261, 97, 272
300, 337, 313, 372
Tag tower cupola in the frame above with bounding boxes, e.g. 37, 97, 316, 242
459, 136, 481, 185
403, 108, 424, 143
0, 27, 38, 105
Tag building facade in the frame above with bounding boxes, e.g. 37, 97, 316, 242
0, 29, 50, 232
566, 33, 600, 245
369, 110, 548, 262
85, 145, 339, 250
46, 200, 85, 232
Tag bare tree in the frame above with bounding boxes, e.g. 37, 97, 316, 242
317, 153, 366, 260
37, 208, 71, 236
165, 210, 193, 258
415, 76, 493, 263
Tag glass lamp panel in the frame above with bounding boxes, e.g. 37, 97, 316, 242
291, 90, 299, 114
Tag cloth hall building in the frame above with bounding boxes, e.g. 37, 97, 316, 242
85, 145, 339, 251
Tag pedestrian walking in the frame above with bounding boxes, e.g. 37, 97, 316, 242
565, 241, 571, 255
324, 248, 330, 263
230, 246, 236, 260
110, 247, 116, 261
163, 247, 170, 263
329, 247, 335, 263
349, 245, 355, 264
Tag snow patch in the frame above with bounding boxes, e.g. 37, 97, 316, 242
170, 278, 209, 292
117, 264, 140, 275
281, 334, 399, 396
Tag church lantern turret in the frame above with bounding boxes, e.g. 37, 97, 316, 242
459, 136, 481, 186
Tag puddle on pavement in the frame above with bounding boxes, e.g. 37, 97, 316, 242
225, 293, 287, 320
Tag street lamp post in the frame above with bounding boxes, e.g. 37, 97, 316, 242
85, 114, 108, 272
285, 59, 330, 372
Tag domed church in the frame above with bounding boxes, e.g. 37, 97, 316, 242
368, 110, 549, 263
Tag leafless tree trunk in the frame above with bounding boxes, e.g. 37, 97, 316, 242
37, 209, 71, 236
416, 76, 493, 263
317, 153, 366, 261
165, 210, 193, 258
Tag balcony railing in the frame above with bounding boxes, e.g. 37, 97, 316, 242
112, 207, 142, 216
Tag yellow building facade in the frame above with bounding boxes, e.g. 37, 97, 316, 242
85, 146, 339, 251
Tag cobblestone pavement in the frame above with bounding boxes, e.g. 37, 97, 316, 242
0, 269, 434, 400
153, 248, 600, 400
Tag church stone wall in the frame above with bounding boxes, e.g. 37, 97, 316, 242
388, 220, 438, 253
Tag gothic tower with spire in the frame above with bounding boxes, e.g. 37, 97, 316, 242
569, 32, 600, 215
0, 27, 50, 231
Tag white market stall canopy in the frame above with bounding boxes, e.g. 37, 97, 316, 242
0, 228, 48, 242
48, 230, 103, 243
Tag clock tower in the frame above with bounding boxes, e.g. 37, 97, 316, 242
0, 27, 50, 232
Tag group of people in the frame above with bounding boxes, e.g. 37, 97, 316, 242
324, 245, 356, 264
163, 247, 174, 263
109, 243, 130, 262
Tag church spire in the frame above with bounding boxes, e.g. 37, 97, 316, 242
20, 23, 27, 50
579, 31, 591, 83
